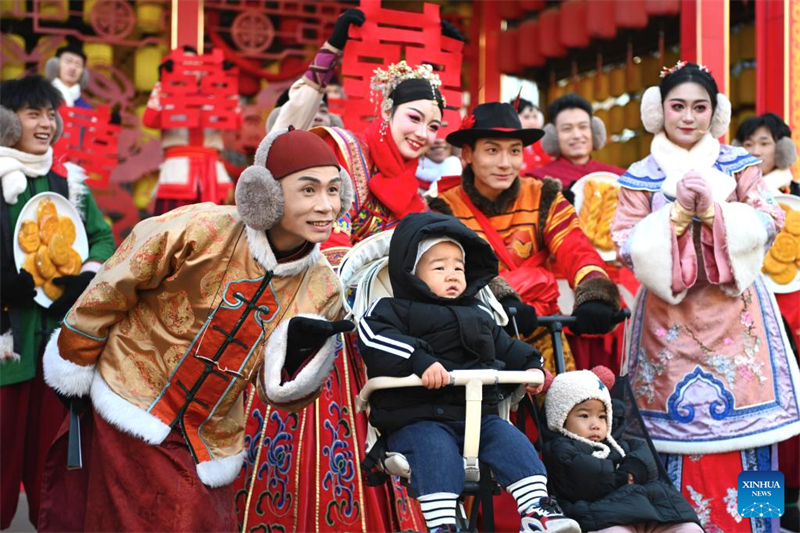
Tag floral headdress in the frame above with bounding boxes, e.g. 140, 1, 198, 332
659, 60, 711, 79
370, 60, 445, 113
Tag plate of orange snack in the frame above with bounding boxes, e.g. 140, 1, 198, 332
762, 194, 800, 294
573, 171, 622, 262
13, 192, 88, 308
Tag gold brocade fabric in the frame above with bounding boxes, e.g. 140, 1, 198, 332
62, 204, 343, 462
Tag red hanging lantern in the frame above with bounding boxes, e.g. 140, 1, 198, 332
497, 28, 521, 74
645, 0, 680, 16
587, 0, 617, 40
520, 0, 546, 11
496, 1, 524, 21
615, 0, 648, 29
539, 9, 567, 58
518, 19, 545, 67
560, 0, 589, 49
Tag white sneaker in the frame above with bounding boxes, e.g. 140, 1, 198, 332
519, 497, 581, 533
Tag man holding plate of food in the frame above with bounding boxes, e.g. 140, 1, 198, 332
0, 74, 115, 530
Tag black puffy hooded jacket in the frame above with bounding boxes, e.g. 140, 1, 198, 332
357, 212, 541, 433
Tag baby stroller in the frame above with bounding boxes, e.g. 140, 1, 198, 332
340, 231, 549, 532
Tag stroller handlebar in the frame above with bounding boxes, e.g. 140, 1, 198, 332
355, 369, 543, 413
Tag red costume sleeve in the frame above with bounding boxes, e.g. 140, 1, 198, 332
544, 193, 608, 288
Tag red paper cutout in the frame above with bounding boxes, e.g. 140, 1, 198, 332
159, 49, 241, 130
53, 105, 121, 188
328, 0, 464, 137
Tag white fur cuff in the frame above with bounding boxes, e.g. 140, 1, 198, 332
717, 202, 768, 295
196, 450, 246, 488
628, 206, 688, 305
262, 313, 338, 407
43, 329, 95, 397
0, 330, 20, 362
90, 372, 171, 445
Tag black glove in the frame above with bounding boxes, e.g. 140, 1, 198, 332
1, 269, 36, 307
441, 20, 466, 42
500, 297, 538, 337
617, 455, 649, 485
55, 391, 91, 415
562, 185, 576, 205
222, 60, 235, 71
328, 8, 365, 50
571, 300, 627, 335
284, 318, 355, 377
791, 181, 800, 197
48, 272, 94, 318
158, 59, 174, 80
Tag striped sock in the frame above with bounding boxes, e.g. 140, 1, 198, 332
418, 492, 459, 530
507, 475, 549, 514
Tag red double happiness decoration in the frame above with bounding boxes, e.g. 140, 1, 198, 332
159, 49, 240, 130
329, 0, 464, 137
54, 105, 121, 189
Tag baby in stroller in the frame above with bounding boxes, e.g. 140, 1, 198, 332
542, 368, 702, 533
356, 212, 580, 533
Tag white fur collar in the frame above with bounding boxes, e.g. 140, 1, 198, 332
244, 227, 321, 278
651, 132, 736, 202
52, 78, 82, 107
762, 167, 793, 193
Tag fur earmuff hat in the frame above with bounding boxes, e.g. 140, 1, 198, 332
640, 61, 731, 139
0, 105, 63, 147
544, 366, 626, 459
775, 137, 798, 170
235, 126, 354, 231
541, 117, 607, 157
44, 43, 90, 89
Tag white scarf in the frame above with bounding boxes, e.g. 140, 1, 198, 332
0, 146, 54, 204
651, 131, 736, 203
52, 78, 82, 107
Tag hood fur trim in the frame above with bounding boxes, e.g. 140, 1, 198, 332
544, 369, 626, 459
244, 226, 321, 278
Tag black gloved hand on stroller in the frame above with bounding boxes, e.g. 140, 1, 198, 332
284, 317, 354, 378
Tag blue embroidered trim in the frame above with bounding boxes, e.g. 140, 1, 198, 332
665, 366, 735, 423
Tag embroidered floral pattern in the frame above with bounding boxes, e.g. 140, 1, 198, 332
130, 232, 168, 282
724, 487, 743, 523
157, 289, 195, 336
686, 485, 722, 533
634, 347, 669, 403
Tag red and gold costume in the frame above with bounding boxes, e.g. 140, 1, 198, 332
41, 204, 343, 531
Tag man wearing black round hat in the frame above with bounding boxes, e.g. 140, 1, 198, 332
429, 102, 624, 374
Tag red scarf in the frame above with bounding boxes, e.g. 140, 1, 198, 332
362, 119, 426, 219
